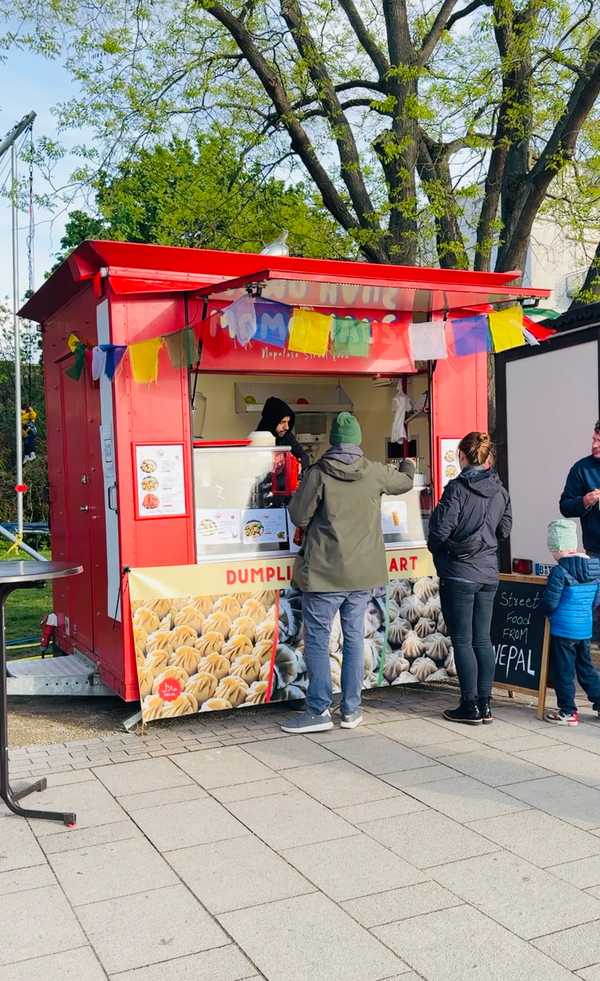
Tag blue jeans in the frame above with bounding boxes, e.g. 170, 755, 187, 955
551, 636, 600, 715
302, 591, 369, 715
439, 579, 498, 702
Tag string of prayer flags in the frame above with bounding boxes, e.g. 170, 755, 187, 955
449, 315, 492, 357
409, 320, 447, 361
254, 300, 291, 349
221, 294, 257, 347
65, 341, 86, 380
101, 344, 127, 381
488, 306, 526, 353
128, 336, 164, 384
164, 326, 197, 369
332, 316, 371, 358
288, 309, 332, 357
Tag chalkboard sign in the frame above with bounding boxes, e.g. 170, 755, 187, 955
491, 574, 550, 717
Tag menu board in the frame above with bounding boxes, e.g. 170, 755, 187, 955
196, 508, 240, 545
242, 508, 288, 547
134, 443, 186, 518
440, 438, 461, 489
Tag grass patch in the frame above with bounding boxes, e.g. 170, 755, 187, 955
1, 540, 52, 653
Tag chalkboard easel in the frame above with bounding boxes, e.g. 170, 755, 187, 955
491, 574, 550, 720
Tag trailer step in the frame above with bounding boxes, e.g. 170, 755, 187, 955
6, 652, 113, 696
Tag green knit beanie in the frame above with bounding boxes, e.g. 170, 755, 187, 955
547, 518, 578, 552
330, 411, 362, 446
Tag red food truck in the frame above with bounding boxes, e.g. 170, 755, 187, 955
18, 241, 548, 722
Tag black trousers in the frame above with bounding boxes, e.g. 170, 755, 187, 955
440, 579, 498, 703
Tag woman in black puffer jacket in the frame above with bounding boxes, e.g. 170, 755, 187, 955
427, 432, 512, 726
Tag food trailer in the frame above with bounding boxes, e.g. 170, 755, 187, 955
19, 241, 549, 721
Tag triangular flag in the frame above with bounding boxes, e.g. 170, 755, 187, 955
128, 337, 164, 383
409, 320, 447, 360
91, 346, 107, 381
100, 345, 127, 380
66, 333, 81, 353
164, 326, 198, 369
65, 342, 86, 380
488, 306, 525, 352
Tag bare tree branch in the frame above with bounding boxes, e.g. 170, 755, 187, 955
445, 0, 493, 33
279, 0, 380, 236
497, 29, 600, 271
337, 0, 390, 81
418, 0, 461, 66
205, 2, 392, 260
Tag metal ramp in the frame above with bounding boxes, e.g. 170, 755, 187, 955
7, 652, 113, 696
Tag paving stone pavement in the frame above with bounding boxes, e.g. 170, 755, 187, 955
2, 687, 600, 980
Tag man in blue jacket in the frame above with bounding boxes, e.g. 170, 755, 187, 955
560, 422, 600, 557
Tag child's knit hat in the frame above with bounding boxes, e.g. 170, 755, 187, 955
547, 518, 578, 553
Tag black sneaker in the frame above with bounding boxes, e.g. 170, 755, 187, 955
478, 699, 493, 724
443, 701, 482, 725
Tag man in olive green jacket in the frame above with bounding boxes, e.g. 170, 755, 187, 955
281, 412, 414, 734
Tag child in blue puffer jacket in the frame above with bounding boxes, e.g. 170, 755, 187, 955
541, 518, 600, 725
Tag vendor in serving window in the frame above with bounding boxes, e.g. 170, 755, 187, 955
256, 396, 310, 473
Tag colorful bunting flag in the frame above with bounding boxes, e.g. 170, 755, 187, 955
128, 337, 164, 384
221, 294, 257, 347
101, 344, 127, 380
409, 320, 447, 361
164, 326, 198, 369
66, 333, 81, 353
65, 342, 86, 380
370, 320, 415, 372
488, 306, 525, 353
91, 346, 106, 381
449, 315, 491, 356
288, 309, 332, 357
522, 315, 557, 341
254, 300, 291, 349
332, 316, 371, 357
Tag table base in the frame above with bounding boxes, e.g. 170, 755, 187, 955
1, 582, 77, 827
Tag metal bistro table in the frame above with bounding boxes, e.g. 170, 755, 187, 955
1, 561, 82, 825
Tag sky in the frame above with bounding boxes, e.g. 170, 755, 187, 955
0, 45, 89, 302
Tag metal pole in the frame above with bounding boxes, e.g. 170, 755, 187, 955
11, 143, 23, 539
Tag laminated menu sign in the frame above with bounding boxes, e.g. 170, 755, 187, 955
242, 509, 288, 546
440, 438, 461, 489
135, 443, 186, 518
196, 508, 241, 545
381, 499, 408, 535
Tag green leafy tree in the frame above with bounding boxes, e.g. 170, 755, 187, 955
4, 0, 599, 281
54, 135, 353, 264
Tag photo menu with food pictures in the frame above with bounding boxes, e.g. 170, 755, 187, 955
135, 444, 187, 518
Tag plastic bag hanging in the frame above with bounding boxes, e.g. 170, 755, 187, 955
391, 384, 412, 443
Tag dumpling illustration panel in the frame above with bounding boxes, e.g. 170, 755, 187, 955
268, 577, 456, 705
130, 572, 279, 722
129, 567, 456, 723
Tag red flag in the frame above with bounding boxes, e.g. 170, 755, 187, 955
523, 315, 556, 341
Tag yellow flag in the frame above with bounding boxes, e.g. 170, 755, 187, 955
488, 307, 525, 353
66, 333, 80, 353
288, 309, 332, 357
128, 337, 164, 383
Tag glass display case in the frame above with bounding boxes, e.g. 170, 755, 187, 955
194, 444, 295, 559
194, 444, 429, 561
